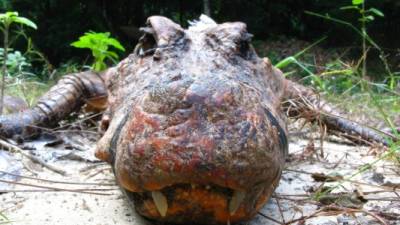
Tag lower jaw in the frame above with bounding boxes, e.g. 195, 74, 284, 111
122, 183, 269, 225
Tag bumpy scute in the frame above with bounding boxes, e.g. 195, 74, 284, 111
96, 15, 288, 224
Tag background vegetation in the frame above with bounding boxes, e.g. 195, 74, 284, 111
0, 0, 398, 131
0, 0, 399, 68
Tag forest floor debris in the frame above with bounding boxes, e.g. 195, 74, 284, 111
0, 128, 399, 225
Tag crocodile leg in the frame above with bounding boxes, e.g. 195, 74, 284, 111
283, 80, 397, 146
0, 70, 108, 138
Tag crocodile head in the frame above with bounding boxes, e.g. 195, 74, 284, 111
95, 15, 288, 224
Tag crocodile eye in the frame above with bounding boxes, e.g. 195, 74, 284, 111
206, 22, 255, 60
237, 33, 254, 59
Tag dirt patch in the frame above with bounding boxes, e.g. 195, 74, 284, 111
0, 131, 399, 225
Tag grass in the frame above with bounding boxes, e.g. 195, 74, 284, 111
256, 37, 400, 204
0, 212, 9, 224
5, 81, 50, 107
254, 37, 398, 120
2, 61, 81, 108
324, 91, 399, 125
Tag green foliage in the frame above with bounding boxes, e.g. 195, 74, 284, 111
0, 11, 36, 30
306, 1, 398, 91
341, 0, 385, 23
6, 80, 49, 107
0, 211, 8, 223
0, 48, 31, 75
71, 31, 125, 72
274, 36, 334, 92
2, 0, 399, 68
0, 12, 37, 76
275, 36, 327, 69
352, 0, 364, 5
318, 61, 355, 93
0, 11, 36, 114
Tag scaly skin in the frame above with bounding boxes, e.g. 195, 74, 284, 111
0, 16, 394, 224
0, 71, 107, 138
95, 16, 288, 224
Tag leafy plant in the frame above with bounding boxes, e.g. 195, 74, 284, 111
341, 0, 384, 80
318, 60, 356, 94
0, 48, 31, 75
71, 31, 125, 72
274, 36, 330, 91
305, 1, 397, 90
275, 36, 326, 69
0, 11, 36, 115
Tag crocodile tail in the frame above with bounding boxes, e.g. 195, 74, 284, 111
284, 80, 397, 146
0, 70, 108, 138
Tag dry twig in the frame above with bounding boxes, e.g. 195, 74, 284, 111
0, 139, 67, 175
0, 178, 116, 195
0, 170, 115, 186
258, 212, 284, 225
284, 205, 388, 225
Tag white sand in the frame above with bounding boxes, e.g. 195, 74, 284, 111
0, 135, 399, 225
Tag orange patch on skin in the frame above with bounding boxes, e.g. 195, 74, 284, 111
143, 113, 161, 130
94, 148, 111, 163
142, 199, 160, 217
150, 137, 171, 151
85, 96, 108, 111
142, 181, 166, 191
127, 107, 164, 139
126, 108, 146, 138
116, 166, 141, 192
165, 123, 187, 137
224, 179, 240, 190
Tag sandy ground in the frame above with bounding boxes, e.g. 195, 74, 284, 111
0, 132, 399, 225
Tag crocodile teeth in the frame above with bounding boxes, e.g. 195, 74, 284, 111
151, 191, 168, 217
229, 191, 245, 215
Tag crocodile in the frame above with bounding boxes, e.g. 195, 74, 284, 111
0, 15, 393, 224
